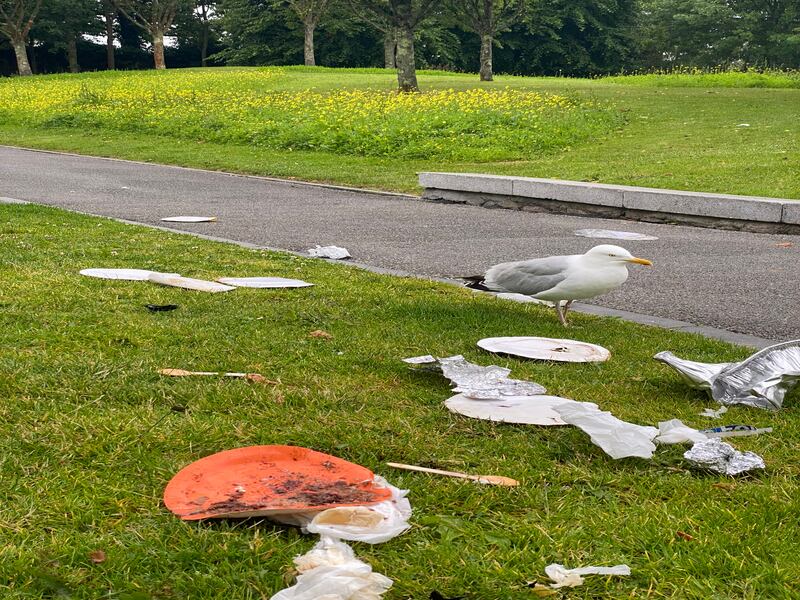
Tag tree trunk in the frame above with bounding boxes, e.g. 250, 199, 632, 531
303, 19, 315, 66
201, 23, 209, 67
395, 25, 418, 92
67, 37, 79, 73
383, 28, 396, 68
11, 39, 32, 76
152, 30, 166, 69
105, 7, 116, 69
479, 33, 493, 81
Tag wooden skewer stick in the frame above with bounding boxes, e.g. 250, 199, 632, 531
158, 369, 274, 383
386, 462, 518, 487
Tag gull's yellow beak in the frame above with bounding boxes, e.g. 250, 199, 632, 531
627, 257, 653, 266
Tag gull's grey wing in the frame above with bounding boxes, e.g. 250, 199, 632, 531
484, 256, 570, 296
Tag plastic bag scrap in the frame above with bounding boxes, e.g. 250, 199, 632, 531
654, 419, 708, 445
699, 406, 728, 419
403, 355, 546, 399
654, 340, 800, 410
683, 438, 765, 475
554, 401, 659, 459
699, 425, 773, 439
538, 563, 631, 589
271, 536, 392, 600
309, 245, 351, 260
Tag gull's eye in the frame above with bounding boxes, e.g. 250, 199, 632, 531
608, 253, 616, 257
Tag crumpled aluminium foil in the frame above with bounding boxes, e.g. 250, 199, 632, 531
654, 340, 800, 410
683, 438, 765, 475
403, 355, 546, 399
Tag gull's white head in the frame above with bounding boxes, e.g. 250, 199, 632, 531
583, 244, 653, 266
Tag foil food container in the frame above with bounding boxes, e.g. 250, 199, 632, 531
683, 438, 765, 475
654, 340, 800, 410
403, 354, 546, 399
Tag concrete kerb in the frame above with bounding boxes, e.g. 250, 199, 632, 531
3, 196, 775, 350
419, 172, 800, 234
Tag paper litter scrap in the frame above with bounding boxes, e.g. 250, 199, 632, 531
147, 273, 236, 293
80, 268, 179, 281
216, 276, 313, 288
699, 405, 728, 419
270, 536, 393, 600
574, 228, 658, 241
654, 340, 800, 410
160, 216, 217, 223
654, 419, 708, 445
403, 355, 546, 399
444, 393, 568, 426
683, 438, 765, 475
532, 563, 631, 590
553, 401, 659, 459
309, 245, 351, 260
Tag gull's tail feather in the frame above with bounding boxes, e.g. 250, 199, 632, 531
462, 275, 492, 292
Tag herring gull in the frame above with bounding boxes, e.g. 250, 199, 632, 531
465, 244, 652, 325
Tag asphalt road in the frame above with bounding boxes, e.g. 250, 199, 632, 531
2, 146, 798, 343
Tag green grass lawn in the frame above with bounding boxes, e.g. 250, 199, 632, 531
0, 66, 798, 198
2, 203, 798, 599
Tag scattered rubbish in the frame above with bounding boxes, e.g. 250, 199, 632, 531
80, 268, 177, 281
494, 293, 554, 306
444, 393, 568, 426
655, 340, 800, 410
683, 438, 765, 475
145, 304, 179, 312
158, 368, 273, 383
88, 550, 107, 564
216, 277, 313, 288
477, 336, 610, 363
736, 123, 751, 127
310, 330, 334, 339
160, 216, 217, 223
403, 355, 546, 399
309, 245, 351, 260
775, 242, 794, 248
699, 405, 728, 419
533, 563, 631, 589
675, 531, 694, 541
574, 229, 658, 241
654, 419, 708, 444
270, 536, 392, 600
147, 273, 236, 293
699, 425, 773, 438
554, 401, 659, 459
386, 462, 518, 487
163, 445, 395, 521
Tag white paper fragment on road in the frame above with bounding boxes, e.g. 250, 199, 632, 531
495, 293, 555, 307
554, 401, 659, 459
305, 477, 411, 545
699, 405, 728, 419
270, 536, 392, 600
445, 393, 568, 426
683, 438, 765, 475
404, 354, 547, 399
655, 419, 708, 445
574, 229, 659, 241
216, 276, 313, 288
80, 268, 179, 281
543, 563, 631, 589
478, 337, 610, 363
160, 216, 217, 223
147, 273, 236, 293
309, 245, 351, 260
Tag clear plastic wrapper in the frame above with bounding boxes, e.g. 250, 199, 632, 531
542, 563, 631, 589
683, 438, 765, 475
655, 340, 800, 410
654, 419, 708, 444
403, 354, 546, 399
309, 245, 351, 260
699, 425, 773, 438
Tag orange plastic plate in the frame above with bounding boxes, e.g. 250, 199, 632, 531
163, 445, 393, 520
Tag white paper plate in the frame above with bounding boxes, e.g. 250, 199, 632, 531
216, 277, 313, 288
478, 337, 611, 363
80, 268, 177, 281
445, 394, 569, 425
161, 216, 217, 223
574, 229, 658, 241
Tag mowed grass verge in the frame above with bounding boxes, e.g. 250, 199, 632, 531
1, 204, 798, 599
0, 66, 798, 198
